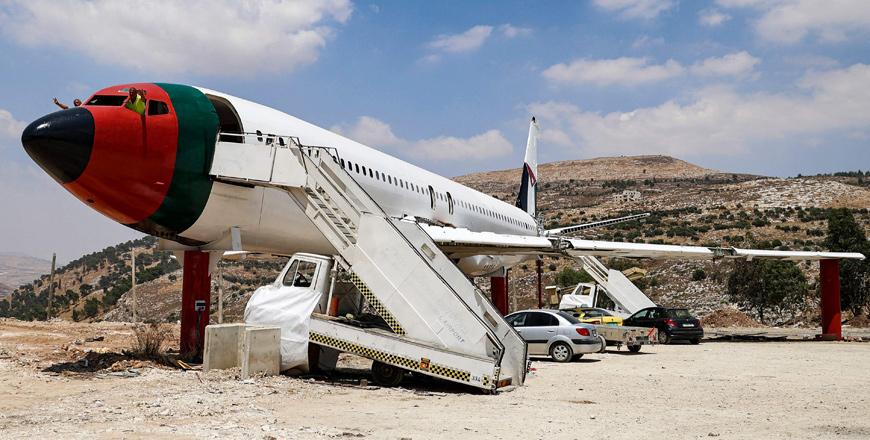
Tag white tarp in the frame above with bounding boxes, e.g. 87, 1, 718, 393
244, 284, 322, 373
559, 294, 593, 310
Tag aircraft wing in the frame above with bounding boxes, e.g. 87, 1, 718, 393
560, 239, 864, 261
421, 225, 866, 261
420, 224, 554, 257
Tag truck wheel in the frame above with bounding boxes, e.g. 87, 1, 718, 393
597, 335, 607, 353
549, 342, 573, 363
628, 344, 642, 353
371, 361, 404, 387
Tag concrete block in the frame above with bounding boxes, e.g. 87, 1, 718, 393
203, 324, 244, 372
241, 326, 281, 379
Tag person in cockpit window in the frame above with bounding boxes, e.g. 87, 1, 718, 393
52, 97, 81, 110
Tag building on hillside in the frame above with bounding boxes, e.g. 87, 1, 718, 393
615, 189, 642, 203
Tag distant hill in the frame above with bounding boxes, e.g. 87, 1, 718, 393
3, 155, 867, 326
0, 236, 285, 324
455, 154, 749, 185
457, 154, 869, 324
0, 253, 51, 297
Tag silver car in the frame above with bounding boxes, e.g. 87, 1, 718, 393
505, 309, 602, 362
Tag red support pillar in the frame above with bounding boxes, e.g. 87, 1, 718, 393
490, 274, 509, 316
181, 251, 212, 360
819, 259, 842, 340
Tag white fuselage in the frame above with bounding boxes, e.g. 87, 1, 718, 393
177, 88, 537, 275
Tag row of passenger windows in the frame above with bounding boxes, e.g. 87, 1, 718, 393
339, 157, 534, 231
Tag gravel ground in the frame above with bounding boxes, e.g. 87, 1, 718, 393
1, 320, 869, 439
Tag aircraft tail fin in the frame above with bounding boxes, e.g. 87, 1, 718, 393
515, 117, 539, 218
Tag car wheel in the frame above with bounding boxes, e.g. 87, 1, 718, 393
371, 361, 404, 387
597, 335, 607, 353
657, 329, 671, 345
549, 342, 573, 363
690, 338, 701, 345
628, 344, 642, 353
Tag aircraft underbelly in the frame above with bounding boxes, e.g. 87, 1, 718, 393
177, 182, 335, 256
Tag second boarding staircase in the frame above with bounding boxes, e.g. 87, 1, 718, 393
576, 255, 655, 315
209, 137, 527, 391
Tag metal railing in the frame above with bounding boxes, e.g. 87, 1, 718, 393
217, 131, 341, 163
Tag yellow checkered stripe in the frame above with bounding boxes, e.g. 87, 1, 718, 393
429, 363, 471, 383
309, 332, 473, 384
348, 272, 405, 335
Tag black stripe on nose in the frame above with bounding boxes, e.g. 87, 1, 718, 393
21, 107, 94, 184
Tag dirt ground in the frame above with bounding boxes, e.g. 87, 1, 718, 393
2, 319, 870, 439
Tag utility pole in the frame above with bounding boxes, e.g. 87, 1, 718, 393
131, 248, 137, 322
47, 253, 56, 320
509, 269, 517, 313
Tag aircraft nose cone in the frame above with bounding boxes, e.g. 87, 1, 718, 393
21, 107, 95, 183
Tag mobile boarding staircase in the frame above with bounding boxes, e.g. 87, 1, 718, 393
209, 134, 527, 391
575, 255, 655, 315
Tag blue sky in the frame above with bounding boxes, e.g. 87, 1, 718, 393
1, 0, 869, 262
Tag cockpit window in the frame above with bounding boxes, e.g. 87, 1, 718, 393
147, 100, 169, 116
85, 95, 127, 106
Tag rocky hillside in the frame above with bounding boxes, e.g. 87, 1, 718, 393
3, 155, 867, 326
456, 156, 869, 325
0, 235, 287, 324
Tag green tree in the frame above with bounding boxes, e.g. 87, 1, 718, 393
83, 298, 101, 318
727, 260, 809, 324
826, 208, 870, 315
555, 267, 593, 288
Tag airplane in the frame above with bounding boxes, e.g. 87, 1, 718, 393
20, 83, 864, 345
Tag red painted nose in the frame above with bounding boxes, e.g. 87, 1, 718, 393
21, 108, 94, 184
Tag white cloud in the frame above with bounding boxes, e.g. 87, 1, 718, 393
332, 116, 512, 161
631, 35, 665, 49
690, 51, 760, 77
412, 130, 513, 161
530, 63, 870, 158
0, 109, 25, 141
717, 0, 870, 43
542, 57, 684, 86
499, 24, 532, 38
699, 9, 732, 26
428, 25, 494, 54
593, 0, 677, 20
0, 0, 353, 76
331, 116, 403, 148
422, 23, 530, 64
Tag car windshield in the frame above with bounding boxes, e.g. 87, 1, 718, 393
556, 311, 582, 324
669, 309, 693, 319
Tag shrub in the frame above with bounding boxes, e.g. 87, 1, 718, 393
555, 267, 593, 287
692, 269, 707, 281
132, 323, 172, 357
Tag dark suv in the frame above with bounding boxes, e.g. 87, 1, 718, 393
623, 307, 703, 344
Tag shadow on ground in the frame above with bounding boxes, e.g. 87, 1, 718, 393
42, 351, 177, 375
